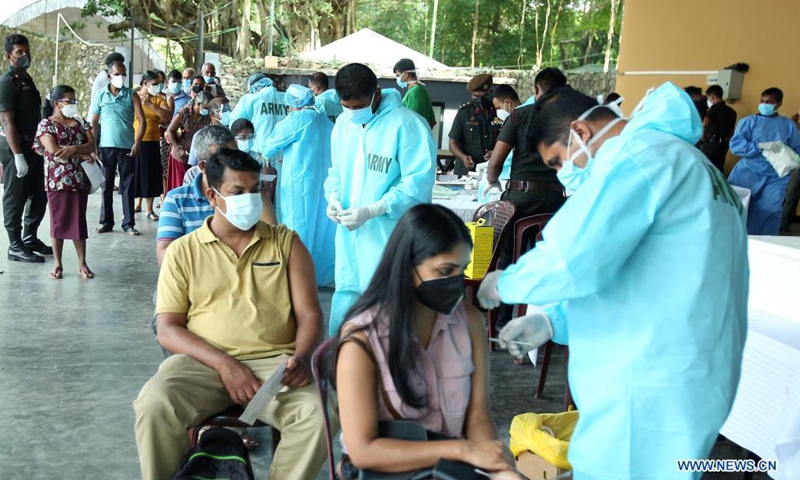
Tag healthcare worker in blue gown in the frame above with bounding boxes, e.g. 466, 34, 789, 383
261, 84, 335, 286
728, 87, 800, 235
478, 83, 749, 480
324, 63, 436, 335
308, 72, 343, 123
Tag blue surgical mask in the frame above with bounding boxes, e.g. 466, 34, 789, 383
759, 103, 776, 116
204, 76, 215, 84
220, 110, 231, 126
213, 188, 262, 231
182, 79, 191, 91
349, 91, 377, 125
396, 76, 408, 89
237, 138, 254, 152
169, 82, 182, 94
199, 108, 209, 116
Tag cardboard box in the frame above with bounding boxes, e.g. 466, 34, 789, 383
516, 451, 570, 480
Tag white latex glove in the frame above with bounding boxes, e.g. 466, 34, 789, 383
498, 314, 554, 358
485, 180, 502, 195
475, 162, 489, 176
14, 153, 28, 178
338, 201, 386, 231
477, 270, 503, 310
326, 195, 343, 223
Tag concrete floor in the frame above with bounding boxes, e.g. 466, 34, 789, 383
0, 190, 770, 479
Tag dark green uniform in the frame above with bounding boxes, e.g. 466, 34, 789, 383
448, 97, 502, 176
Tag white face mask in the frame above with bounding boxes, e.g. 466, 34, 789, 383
707, 99, 713, 108
213, 188, 262, 231
110, 75, 127, 89
557, 110, 623, 193
497, 109, 511, 122
147, 85, 161, 96
61, 103, 79, 118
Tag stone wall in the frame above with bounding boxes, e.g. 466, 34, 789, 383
0, 25, 107, 115
217, 53, 617, 106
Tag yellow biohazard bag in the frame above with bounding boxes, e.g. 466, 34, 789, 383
464, 218, 493, 279
509, 410, 579, 470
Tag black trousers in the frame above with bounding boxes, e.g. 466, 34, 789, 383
701, 138, 729, 173
781, 168, 800, 233
0, 137, 47, 244
494, 186, 567, 332
99, 147, 136, 230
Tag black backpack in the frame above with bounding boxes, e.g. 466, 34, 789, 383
171, 428, 256, 480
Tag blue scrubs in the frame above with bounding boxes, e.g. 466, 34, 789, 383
324, 89, 436, 334
262, 108, 336, 286
498, 83, 749, 480
314, 89, 343, 123
728, 113, 800, 235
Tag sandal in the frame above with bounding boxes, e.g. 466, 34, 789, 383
79, 265, 95, 279
124, 227, 141, 236
49, 266, 63, 279
134, 206, 142, 213
94, 225, 112, 234
146, 211, 160, 222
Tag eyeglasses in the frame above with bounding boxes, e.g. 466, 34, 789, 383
59, 98, 78, 104
235, 134, 255, 141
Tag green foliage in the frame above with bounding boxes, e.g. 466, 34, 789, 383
358, 0, 623, 69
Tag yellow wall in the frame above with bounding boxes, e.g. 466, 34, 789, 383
615, 0, 800, 173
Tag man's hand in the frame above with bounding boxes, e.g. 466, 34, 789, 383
13, 153, 28, 178
463, 155, 476, 170
483, 150, 493, 161
129, 141, 141, 158
327, 195, 343, 223
282, 355, 312, 388
477, 270, 504, 310
218, 357, 262, 404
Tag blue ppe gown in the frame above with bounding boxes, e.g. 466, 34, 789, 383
498, 83, 749, 480
728, 113, 800, 235
324, 89, 436, 335
262, 108, 336, 286
314, 89, 344, 124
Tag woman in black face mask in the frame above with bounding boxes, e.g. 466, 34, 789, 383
332, 203, 515, 479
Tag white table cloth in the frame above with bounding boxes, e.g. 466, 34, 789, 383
433, 198, 481, 222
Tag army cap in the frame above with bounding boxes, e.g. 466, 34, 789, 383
467, 73, 493, 92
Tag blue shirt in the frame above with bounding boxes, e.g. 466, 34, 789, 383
172, 92, 191, 116
156, 172, 214, 241
92, 86, 135, 149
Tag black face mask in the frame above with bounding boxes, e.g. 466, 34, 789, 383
15, 54, 30, 70
414, 270, 465, 315
191, 85, 203, 94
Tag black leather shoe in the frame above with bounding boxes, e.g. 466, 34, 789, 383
8, 243, 45, 263
23, 236, 54, 256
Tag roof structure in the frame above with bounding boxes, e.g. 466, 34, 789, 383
2, 0, 164, 72
301, 28, 449, 75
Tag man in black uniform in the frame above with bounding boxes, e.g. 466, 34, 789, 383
484, 68, 568, 333
700, 84, 737, 173
0, 34, 51, 263
685, 86, 708, 120
448, 73, 502, 176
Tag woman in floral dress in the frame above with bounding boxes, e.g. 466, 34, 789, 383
34, 85, 98, 279
165, 90, 213, 192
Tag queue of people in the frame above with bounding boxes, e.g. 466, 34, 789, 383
0, 29, 780, 480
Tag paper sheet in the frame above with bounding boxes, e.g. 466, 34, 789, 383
238, 362, 287, 425
81, 160, 104, 194
260, 174, 277, 182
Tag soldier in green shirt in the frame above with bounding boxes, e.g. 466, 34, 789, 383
393, 58, 436, 129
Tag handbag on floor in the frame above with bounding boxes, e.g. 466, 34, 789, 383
171, 427, 255, 480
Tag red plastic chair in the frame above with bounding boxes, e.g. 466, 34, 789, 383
463, 201, 517, 350
511, 214, 574, 410
312, 337, 338, 480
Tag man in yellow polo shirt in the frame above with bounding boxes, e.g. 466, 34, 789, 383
133, 149, 326, 480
